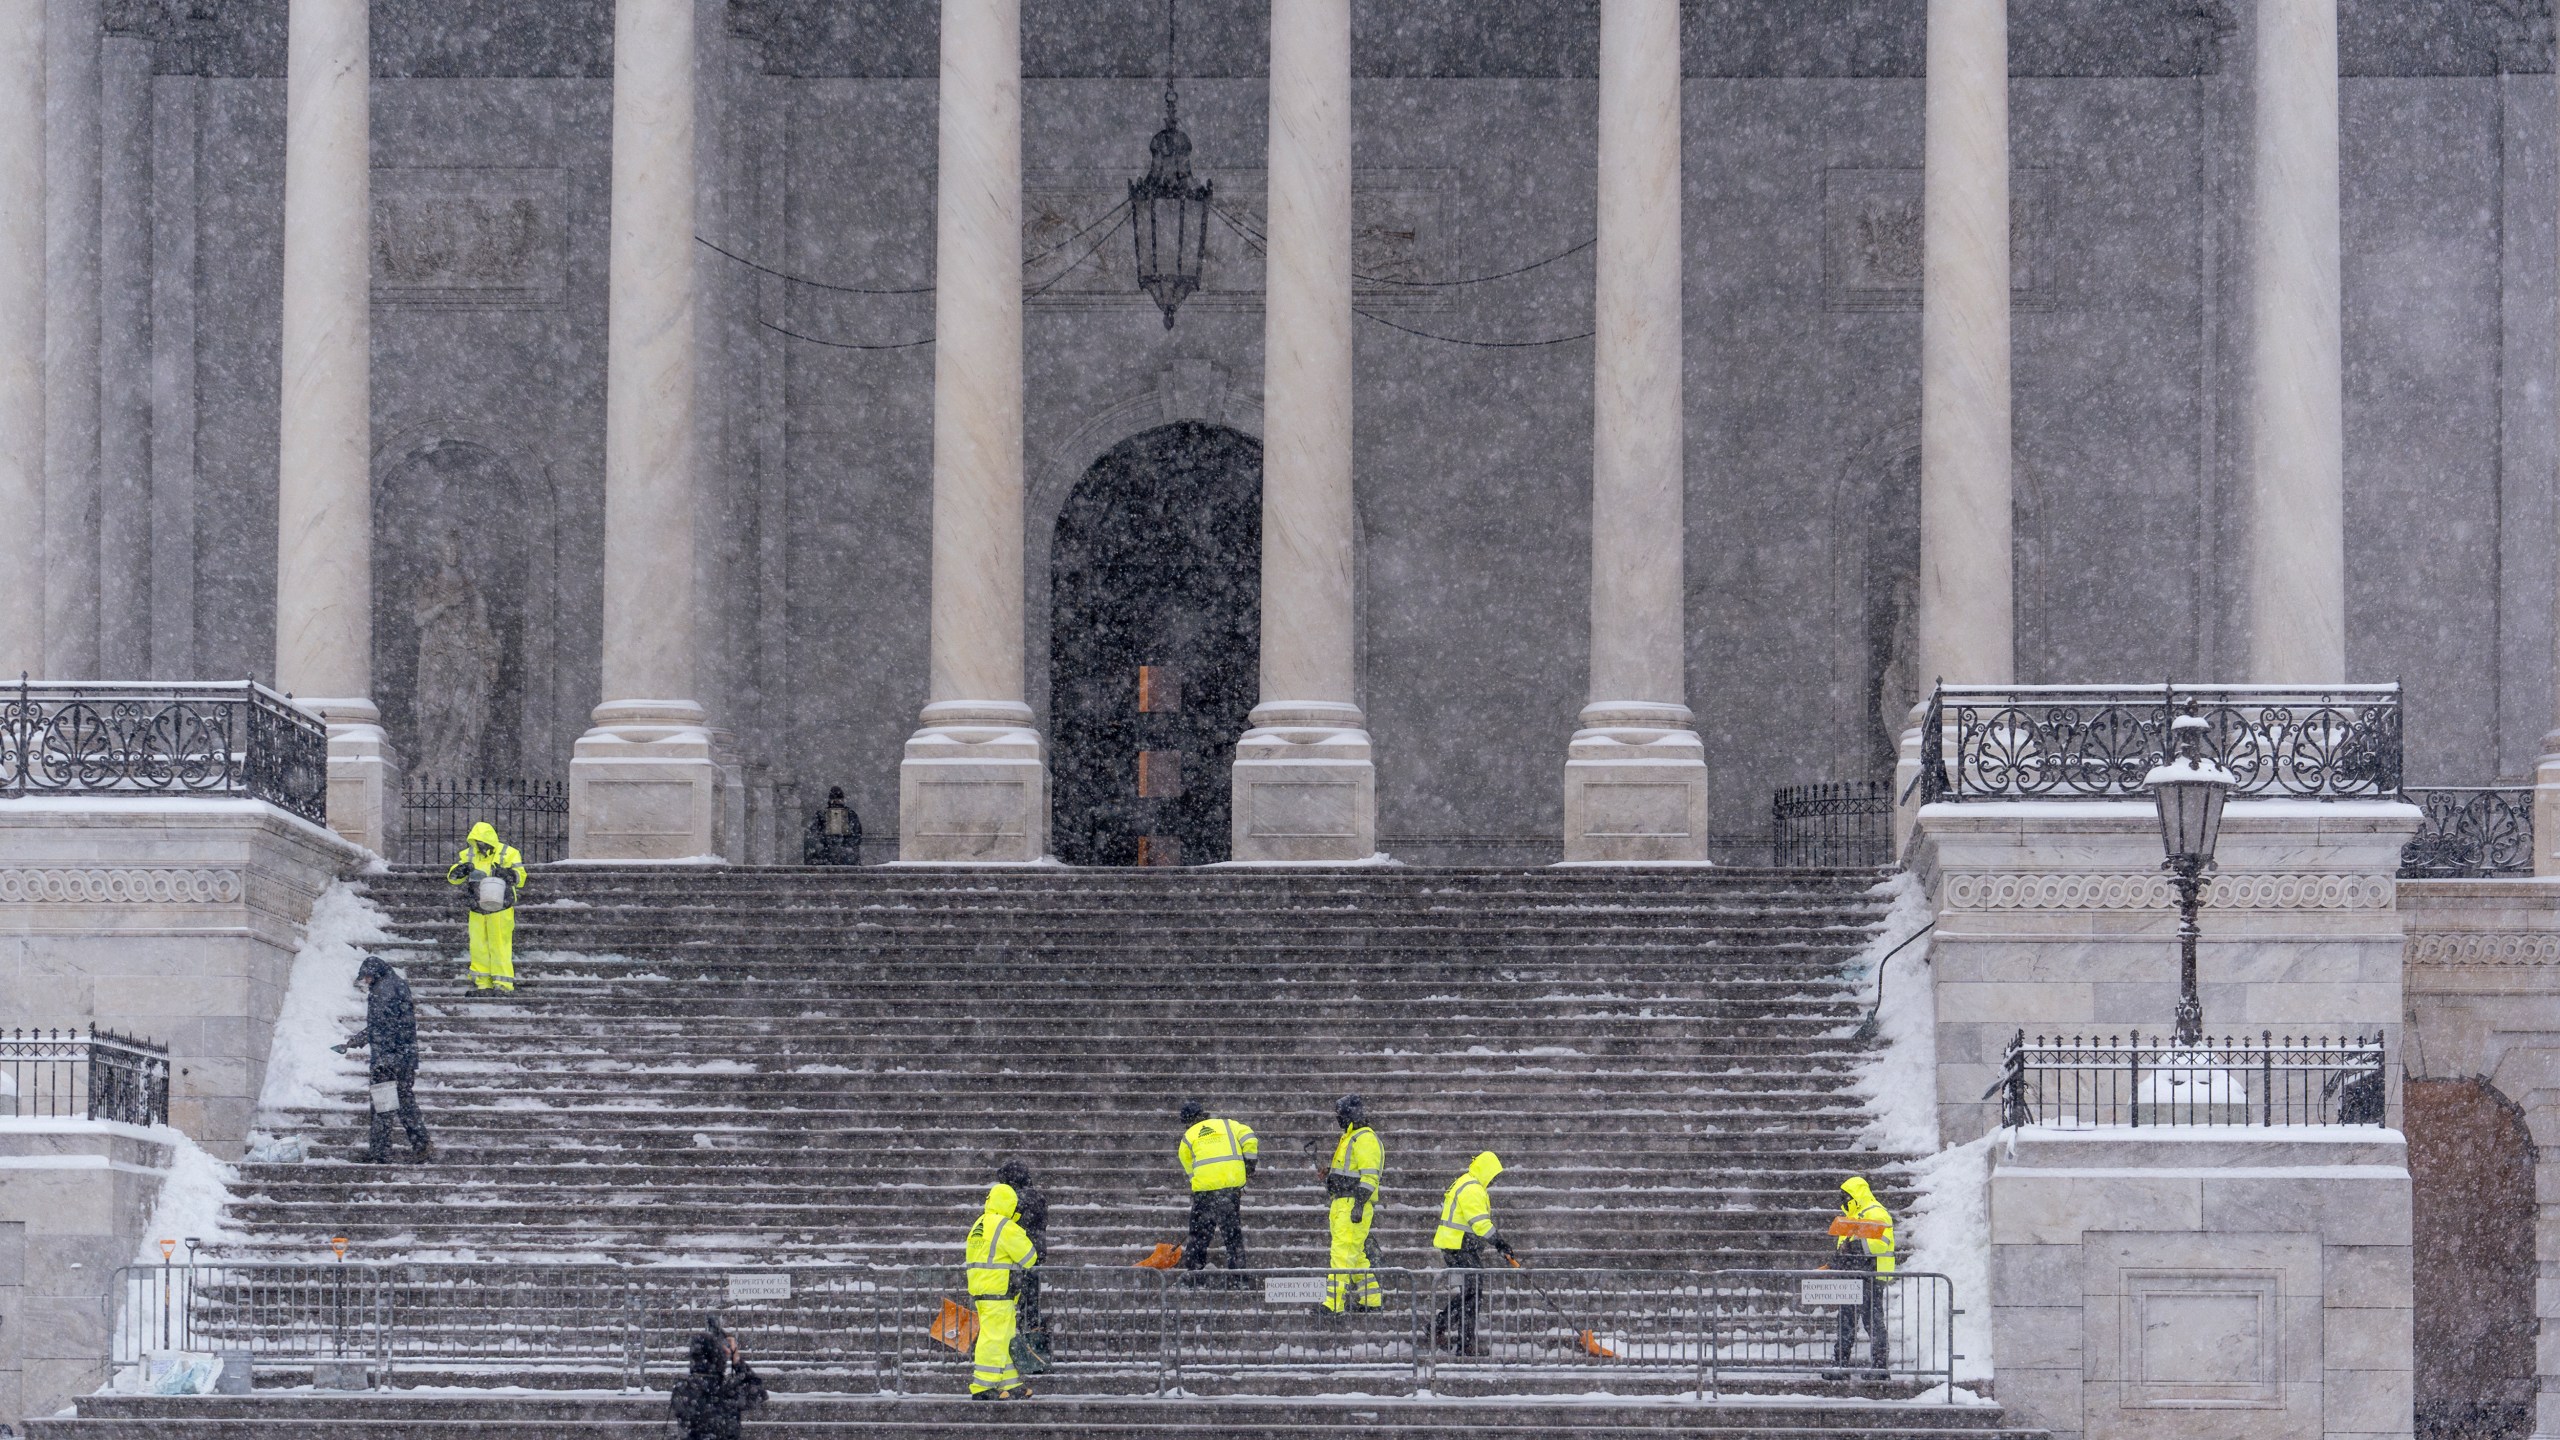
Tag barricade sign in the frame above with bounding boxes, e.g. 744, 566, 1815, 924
1263, 1275, 1326, 1305
1798, 1275, 1866, 1307
727, 1272, 791, 1302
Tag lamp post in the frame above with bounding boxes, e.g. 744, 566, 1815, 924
2146, 700, 2234, 1045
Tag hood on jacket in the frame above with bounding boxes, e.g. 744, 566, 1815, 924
355, 954, 392, 988
466, 821, 502, 853
984, 1182, 1020, 1219
1841, 1176, 1881, 1213
995, 1159, 1032, 1189
1467, 1151, 1504, 1186
687, 1329, 727, 1378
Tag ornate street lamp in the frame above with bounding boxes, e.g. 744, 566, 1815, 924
1129, 1, 1211, 327
2146, 699, 2234, 1045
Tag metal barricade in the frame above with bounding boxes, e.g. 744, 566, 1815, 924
105, 1261, 1958, 1400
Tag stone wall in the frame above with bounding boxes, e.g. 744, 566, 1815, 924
0, 799, 364, 1152
1910, 799, 2417, 1144
0, 1124, 172, 1431
1990, 1129, 2413, 1440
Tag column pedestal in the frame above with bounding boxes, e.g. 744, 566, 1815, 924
1563, 702, 1707, 864
569, 700, 724, 861
302, 697, 399, 858
1230, 701, 1375, 864
898, 701, 1047, 863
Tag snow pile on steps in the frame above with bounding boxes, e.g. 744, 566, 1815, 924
1848, 871, 1994, 1386
133, 1133, 241, 1263
257, 881, 402, 1115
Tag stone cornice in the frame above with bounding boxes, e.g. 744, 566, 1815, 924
0, 867, 245, 905
1942, 872, 2394, 912
2408, 931, 2560, 967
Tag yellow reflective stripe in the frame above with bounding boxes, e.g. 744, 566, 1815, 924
1440, 1176, 1484, 1226
1222, 1120, 1241, 1161
967, 1216, 1018, 1270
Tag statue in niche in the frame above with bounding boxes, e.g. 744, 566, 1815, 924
410, 529, 501, 786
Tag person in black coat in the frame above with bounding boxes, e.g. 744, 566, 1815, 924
337, 955, 431, 1163
671, 1320, 767, 1440
995, 1158, 1051, 1362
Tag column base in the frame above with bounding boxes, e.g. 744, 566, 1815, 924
897, 701, 1050, 863
1561, 703, 1708, 864
568, 700, 726, 861
2536, 734, 2560, 877
1229, 701, 1377, 864
299, 698, 400, 858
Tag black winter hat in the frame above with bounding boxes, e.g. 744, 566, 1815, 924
1179, 1099, 1207, 1125
995, 1158, 1032, 1187
1335, 1094, 1365, 1126
355, 955, 391, 987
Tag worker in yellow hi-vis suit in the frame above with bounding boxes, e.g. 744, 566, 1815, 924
1176, 1099, 1259, 1271
1321, 1094, 1383, 1313
964, 1182, 1038, 1400
446, 822, 526, 993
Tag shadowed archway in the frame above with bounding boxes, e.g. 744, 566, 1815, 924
1049, 423, 1261, 866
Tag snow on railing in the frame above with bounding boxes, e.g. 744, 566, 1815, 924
0, 680, 328, 824
1909, 682, 2403, 804
1986, 1030, 2387, 1128
0, 1025, 170, 1126
103, 1261, 1960, 1400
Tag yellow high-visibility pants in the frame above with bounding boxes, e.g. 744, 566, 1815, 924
1324, 1195, 1381, 1312
468, 908, 515, 992
970, 1297, 1019, 1394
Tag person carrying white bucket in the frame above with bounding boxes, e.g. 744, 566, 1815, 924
445, 821, 527, 994
336, 955, 432, 1164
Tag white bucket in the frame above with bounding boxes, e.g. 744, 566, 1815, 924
369, 1080, 400, 1114
474, 875, 510, 913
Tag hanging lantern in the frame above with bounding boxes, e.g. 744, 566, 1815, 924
1130, 82, 1213, 329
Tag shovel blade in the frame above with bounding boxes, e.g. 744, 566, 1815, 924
1581, 1329, 1617, 1359
1135, 1242, 1185, 1270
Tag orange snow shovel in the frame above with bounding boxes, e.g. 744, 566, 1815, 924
929, 1296, 977, 1353
1135, 1243, 1184, 1270
1829, 1216, 1890, 1243
1507, 1255, 1616, 1358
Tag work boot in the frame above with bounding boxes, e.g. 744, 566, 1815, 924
1000, 1385, 1032, 1400
409, 1140, 436, 1163
357, 1151, 388, 1165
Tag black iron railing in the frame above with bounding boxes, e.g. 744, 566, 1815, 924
1987, 1030, 2386, 1128
0, 1026, 171, 1126
1771, 781, 1893, 868
2399, 786, 2533, 879
0, 681, 327, 824
397, 780, 567, 868
1911, 683, 2402, 804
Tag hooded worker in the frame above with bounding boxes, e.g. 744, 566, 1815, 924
1320, 1094, 1383, 1314
1430, 1151, 1512, 1355
445, 821, 527, 994
963, 1182, 1039, 1399
670, 1319, 766, 1440
1830, 1175, 1897, 1377
337, 955, 431, 1163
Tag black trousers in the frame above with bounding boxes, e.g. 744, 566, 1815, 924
1017, 1252, 1048, 1351
366, 1066, 430, 1158
1183, 1187, 1247, 1270
1434, 1241, 1488, 1353
1832, 1274, 1887, 1372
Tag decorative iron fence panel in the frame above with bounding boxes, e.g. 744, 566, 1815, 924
105, 1262, 1959, 1399
2398, 787, 2533, 879
1771, 781, 1893, 868
1987, 1030, 2387, 1128
1911, 683, 2402, 804
0, 1026, 170, 1125
397, 780, 568, 868
0, 681, 326, 823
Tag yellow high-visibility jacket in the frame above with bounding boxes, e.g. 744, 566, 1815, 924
1433, 1151, 1504, 1250
1178, 1116, 1259, 1191
965, 1183, 1039, 1299
1837, 1176, 1897, 1275
446, 822, 528, 894
1330, 1124, 1383, 1203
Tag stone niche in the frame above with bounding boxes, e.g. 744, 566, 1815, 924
1992, 1130, 2413, 1440
0, 798, 364, 1151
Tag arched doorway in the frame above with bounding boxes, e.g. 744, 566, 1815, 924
1049, 423, 1261, 866
2408, 1076, 2537, 1440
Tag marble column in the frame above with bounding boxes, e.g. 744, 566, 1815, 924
44, 0, 99, 680
568, 0, 724, 861
1915, 0, 2013, 691
895, 0, 1046, 863
1229, 0, 1375, 864
97, 31, 150, 681
1562, 0, 1705, 864
0, 3, 42, 678
2247, 0, 2345, 683
274, 0, 397, 853
2541, 53, 2560, 878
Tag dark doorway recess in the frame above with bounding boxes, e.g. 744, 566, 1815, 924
1050, 422, 1261, 866
2408, 1076, 2537, 1440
